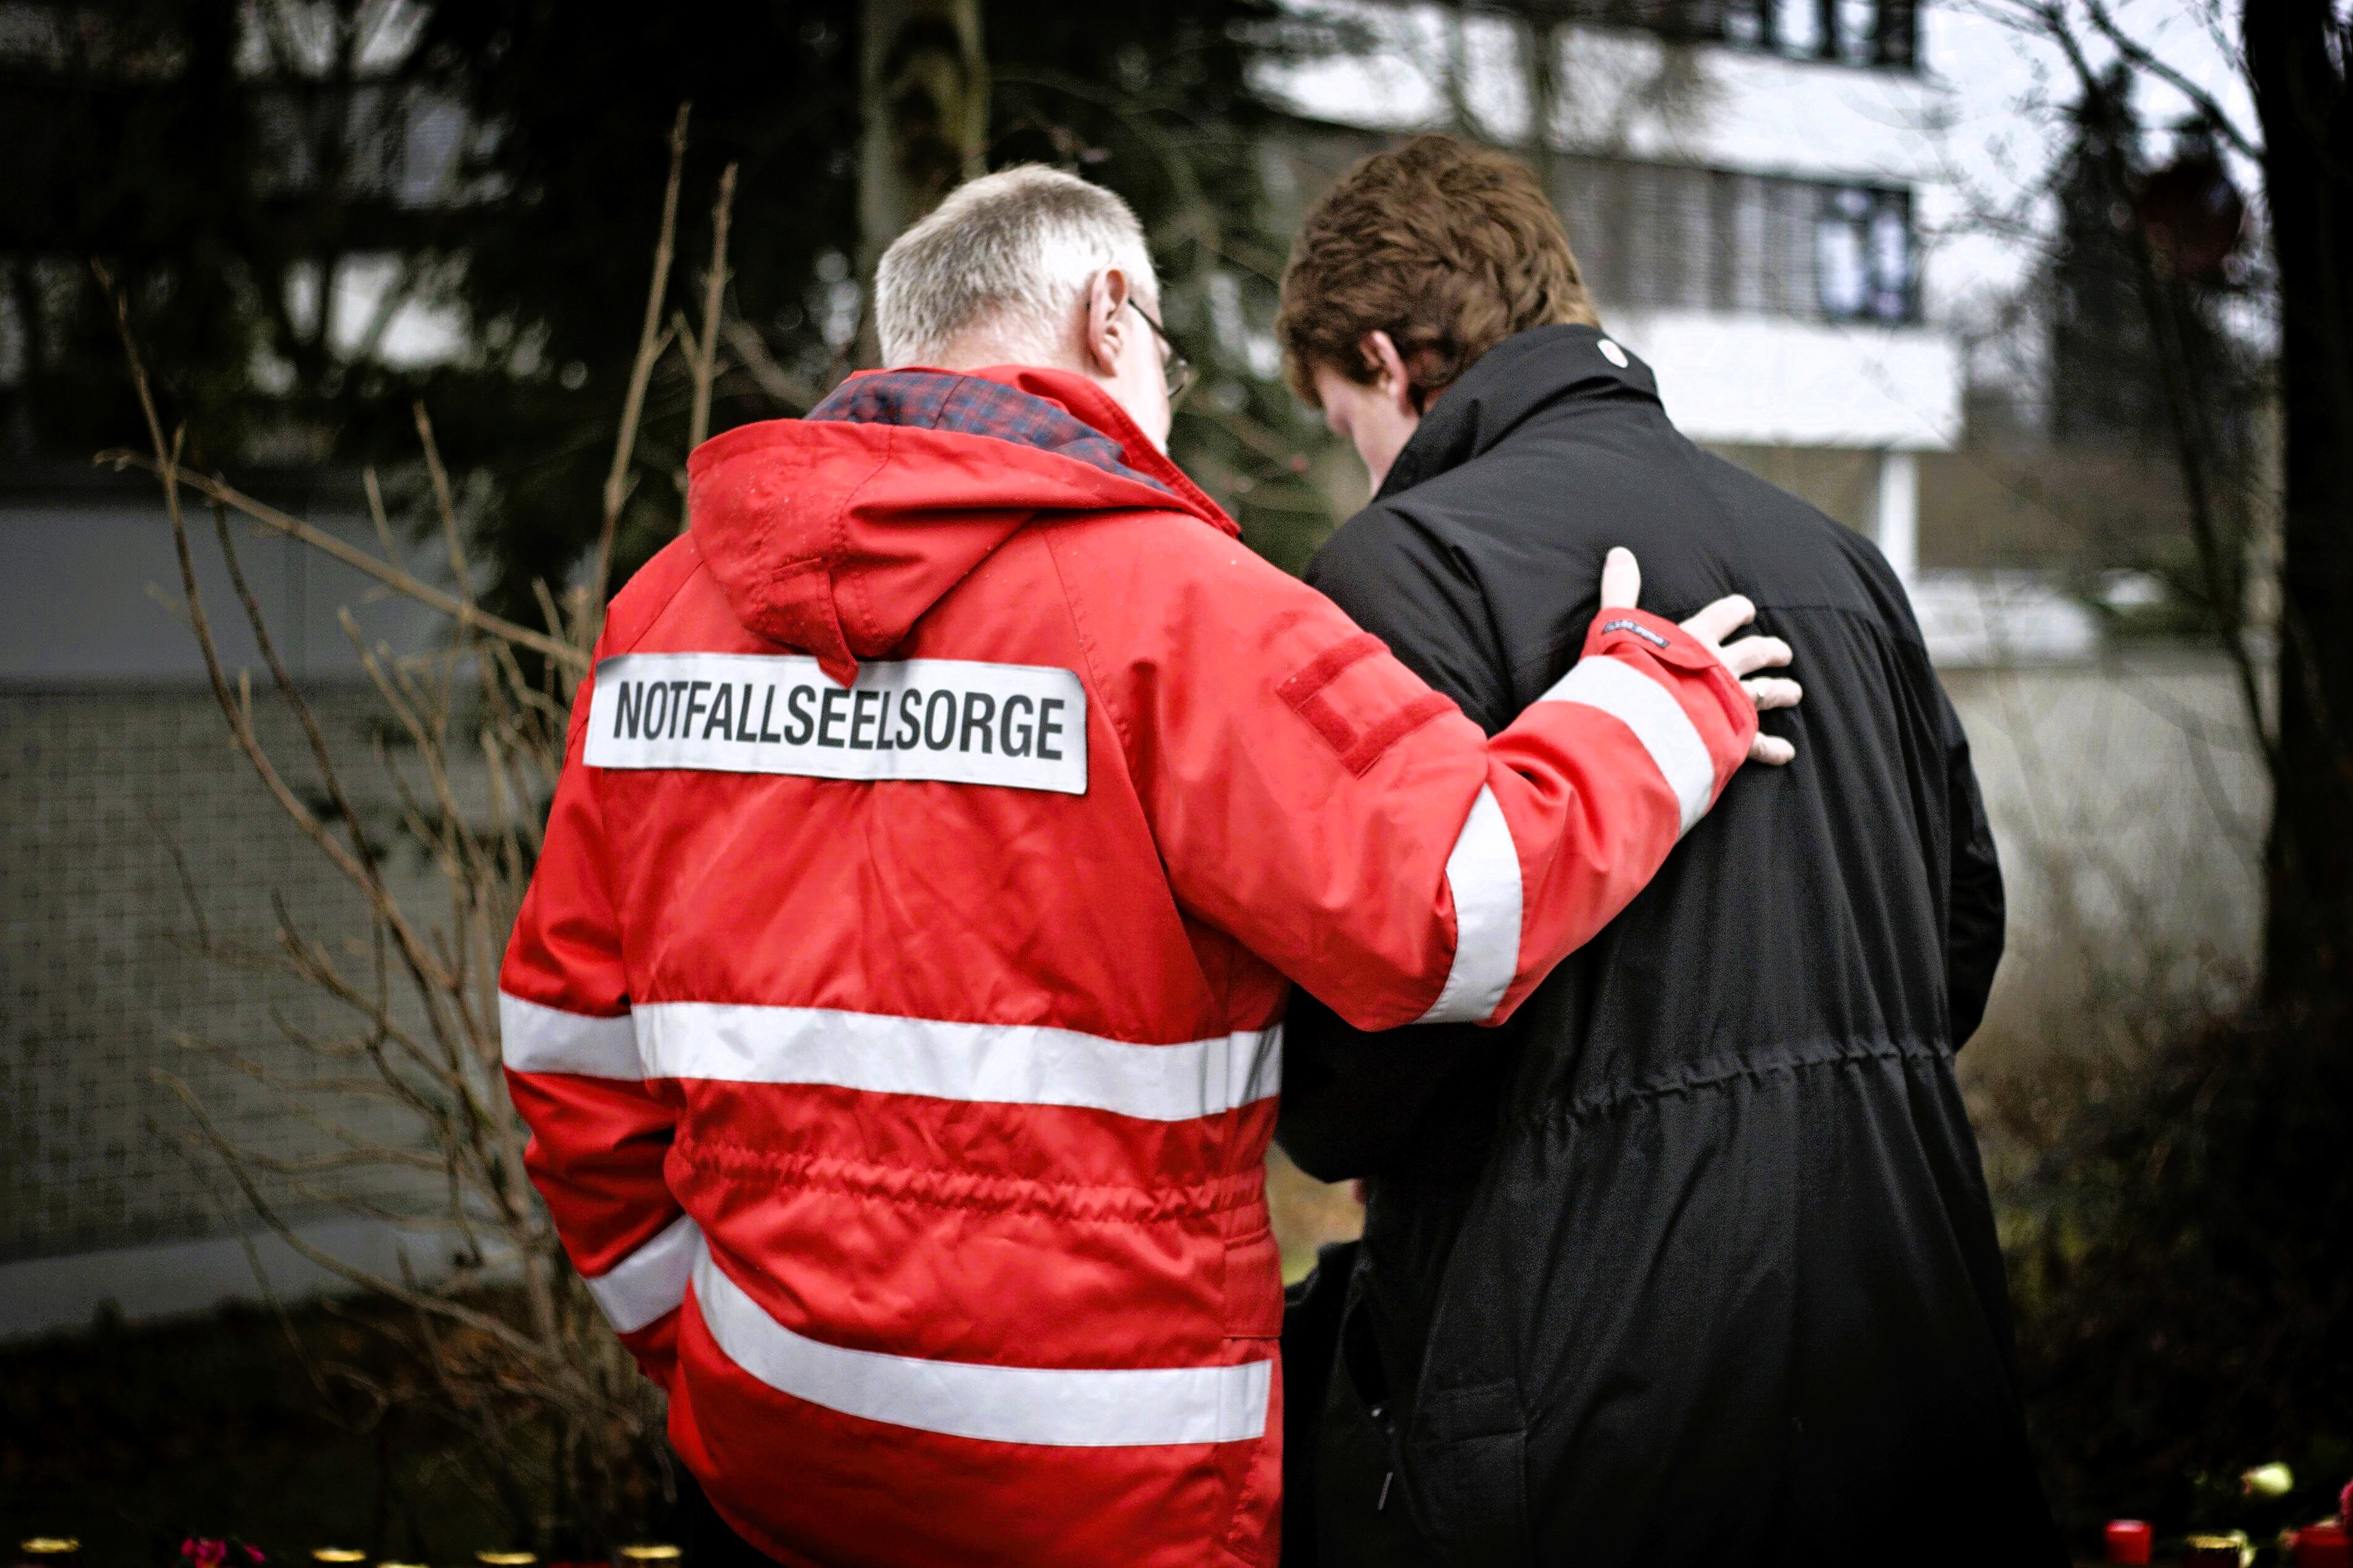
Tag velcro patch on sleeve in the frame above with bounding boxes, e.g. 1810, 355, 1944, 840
585, 652, 1087, 795
1277, 633, 1457, 776
1596, 617, 1671, 649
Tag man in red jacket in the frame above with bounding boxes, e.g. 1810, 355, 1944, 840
498, 164, 1796, 1568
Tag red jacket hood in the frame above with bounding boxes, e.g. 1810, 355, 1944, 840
683, 365, 1237, 684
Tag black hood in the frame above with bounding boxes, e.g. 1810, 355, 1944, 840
1377, 323, 1664, 500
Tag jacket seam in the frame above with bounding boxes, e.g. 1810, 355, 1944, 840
1518, 1036, 1950, 1130
602, 544, 707, 657
836, 425, 892, 648
1495, 596, 1930, 693
1039, 521, 1139, 772
674, 1135, 1263, 1221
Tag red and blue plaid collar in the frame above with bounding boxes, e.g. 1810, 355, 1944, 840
809, 371, 1173, 497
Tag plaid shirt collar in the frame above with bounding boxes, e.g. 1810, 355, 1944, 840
808, 371, 1173, 497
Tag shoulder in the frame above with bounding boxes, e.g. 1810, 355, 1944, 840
1309, 496, 1416, 587
1047, 505, 1306, 607
1676, 448, 1925, 625
601, 535, 711, 653
1306, 485, 1485, 606
1042, 504, 1368, 674
1316, 420, 1643, 581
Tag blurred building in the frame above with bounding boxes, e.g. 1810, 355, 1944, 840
1251, 0, 2102, 662
1257, 1, 1947, 563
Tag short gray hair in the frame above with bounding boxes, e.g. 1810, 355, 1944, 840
874, 165, 1159, 367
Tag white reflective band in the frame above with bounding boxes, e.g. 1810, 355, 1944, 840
635, 1004, 1279, 1123
500, 992, 643, 1078
1540, 656, 1716, 836
585, 1211, 701, 1333
694, 1246, 1271, 1447
1415, 785, 1524, 1026
585, 652, 1088, 795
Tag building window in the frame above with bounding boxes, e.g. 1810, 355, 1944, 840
1833, 0, 1877, 63
1815, 186, 1915, 322
1777, 0, 1823, 56
1713, 0, 1916, 68
1555, 157, 1920, 324
1272, 128, 1924, 328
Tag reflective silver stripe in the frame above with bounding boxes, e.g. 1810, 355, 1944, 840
584, 1211, 701, 1333
634, 1004, 1280, 1123
500, 992, 642, 1078
1539, 656, 1716, 836
1414, 785, 1524, 1026
693, 1246, 1272, 1447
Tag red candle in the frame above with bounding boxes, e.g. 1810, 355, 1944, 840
2294, 1521, 2352, 1568
2103, 1519, 2154, 1566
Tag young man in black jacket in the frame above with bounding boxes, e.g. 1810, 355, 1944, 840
1272, 135, 2064, 1566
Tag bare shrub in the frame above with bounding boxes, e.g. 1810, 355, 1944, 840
95, 106, 735, 1554
1949, 666, 2349, 1534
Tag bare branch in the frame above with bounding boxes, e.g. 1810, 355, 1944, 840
98, 451, 586, 670
722, 318, 823, 411
207, 496, 383, 878
589, 101, 694, 628
689, 161, 740, 456
414, 402, 473, 600
153, 1072, 575, 1371
2082, 0, 2260, 160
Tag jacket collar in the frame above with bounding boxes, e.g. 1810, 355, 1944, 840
809, 369, 1175, 497
684, 365, 1233, 687
1376, 324, 1663, 501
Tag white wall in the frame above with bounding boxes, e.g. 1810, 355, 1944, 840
1610, 310, 1962, 449
1251, 4, 1949, 184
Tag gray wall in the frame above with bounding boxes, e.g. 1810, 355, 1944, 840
4, 478, 470, 1289
1947, 651, 2267, 1067
2, 685, 458, 1267
2, 475, 451, 687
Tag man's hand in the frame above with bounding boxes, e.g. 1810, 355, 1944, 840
1599, 547, 1799, 766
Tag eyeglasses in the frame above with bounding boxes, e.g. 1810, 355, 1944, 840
1128, 298, 1196, 407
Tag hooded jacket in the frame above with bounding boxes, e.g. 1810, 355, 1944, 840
1277, 326, 2064, 1567
496, 365, 1759, 1568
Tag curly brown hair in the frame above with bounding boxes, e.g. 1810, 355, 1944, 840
1277, 134, 1599, 409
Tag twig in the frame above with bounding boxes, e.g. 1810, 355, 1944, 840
154, 1072, 580, 1372
589, 102, 693, 628
689, 162, 740, 454
414, 403, 472, 600
97, 451, 585, 670
2081, 0, 2261, 161
721, 319, 824, 410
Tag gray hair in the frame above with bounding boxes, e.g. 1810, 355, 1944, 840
874, 165, 1159, 368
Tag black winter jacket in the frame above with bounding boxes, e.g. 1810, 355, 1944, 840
1277, 326, 2063, 1567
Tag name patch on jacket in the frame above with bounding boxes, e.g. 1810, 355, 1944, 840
585, 652, 1087, 795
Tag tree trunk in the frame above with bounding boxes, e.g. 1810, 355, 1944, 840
2245, 1, 2353, 1014
857, 0, 988, 364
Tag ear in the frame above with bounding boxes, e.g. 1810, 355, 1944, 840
1362, 330, 1417, 416
1082, 267, 1136, 376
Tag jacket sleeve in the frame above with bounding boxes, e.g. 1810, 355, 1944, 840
500, 660, 692, 1390
1276, 510, 1523, 1180
1069, 521, 1758, 1031
1939, 683, 2005, 1048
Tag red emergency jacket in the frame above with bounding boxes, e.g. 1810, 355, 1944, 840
499, 366, 1756, 1567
